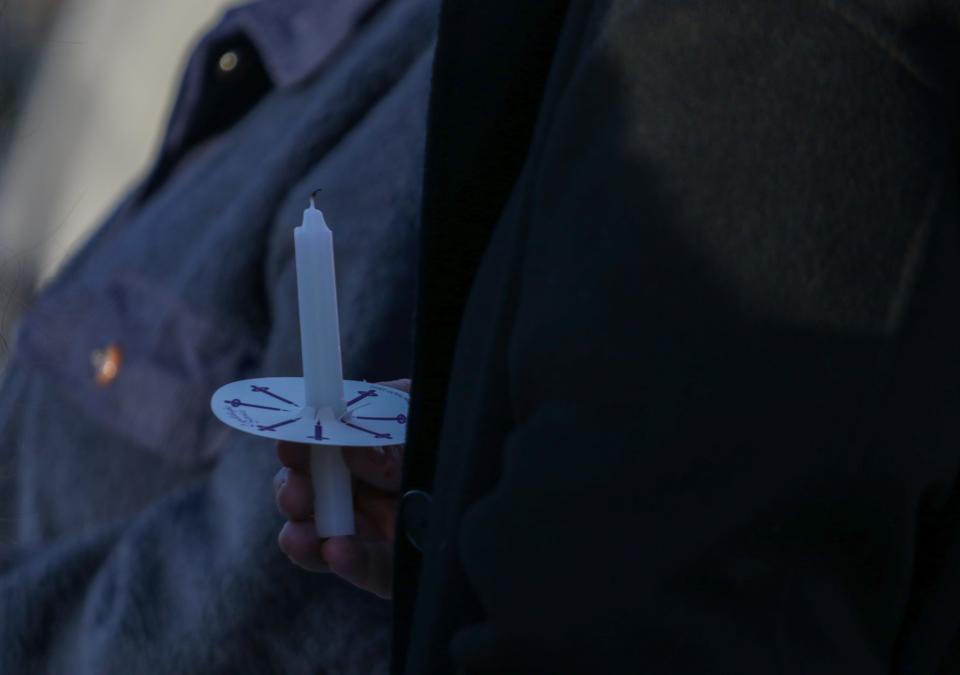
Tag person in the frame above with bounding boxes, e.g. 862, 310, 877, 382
0, 0, 438, 672
276, 1, 960, 672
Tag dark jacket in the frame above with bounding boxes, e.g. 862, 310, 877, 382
395, 1, 960, 673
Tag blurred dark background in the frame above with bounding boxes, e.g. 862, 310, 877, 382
0, 0, 65, 165
0, 0, 231, 363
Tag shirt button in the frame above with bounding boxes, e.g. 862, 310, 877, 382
398, 490, 433, 553
217, 50, 239, 73
91, 344, 122, 387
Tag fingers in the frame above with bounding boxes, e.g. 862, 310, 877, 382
276, 379, 408, 595
277, 440, 311, 472
278, 520, 330, 573
275, 441, 314, 521
274, 466, 314, 521
321, 513, 395, 599
278, 442, 402, 512
343, 445, 404, 494
375, 378, 411, 393
278, 513, 394, 599
353, 480, 398, 542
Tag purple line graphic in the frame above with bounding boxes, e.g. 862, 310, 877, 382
257, 417, 301, 432
251, 385, 297, 406
343, 421, 392, 440
346, 390, 378, 407
225, 399, 287, 412
354, 414, 407, 424
309, 424, 329, 441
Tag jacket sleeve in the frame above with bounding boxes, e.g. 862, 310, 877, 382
449, 2, 960, 672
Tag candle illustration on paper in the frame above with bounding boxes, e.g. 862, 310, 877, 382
211, 193, 410, 537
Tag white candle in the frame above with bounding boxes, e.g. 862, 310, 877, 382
294, 196, 346, 416
294, 194, 353, 537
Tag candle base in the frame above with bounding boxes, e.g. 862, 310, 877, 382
311, 403, 347, 426
212, 378, 409, 447
310, 444, 355, 538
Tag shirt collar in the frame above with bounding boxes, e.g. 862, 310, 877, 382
209, 0, 383, 88
143, 0, 384, 197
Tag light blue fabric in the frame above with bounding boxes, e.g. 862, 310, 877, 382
0, 0, 437, 671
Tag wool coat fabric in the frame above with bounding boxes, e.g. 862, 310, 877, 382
394, 1, 960, 673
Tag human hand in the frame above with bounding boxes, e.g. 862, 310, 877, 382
274, 378, 410, 599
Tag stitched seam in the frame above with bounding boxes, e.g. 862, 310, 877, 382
506, 1, 606, 423
820, 0, 945, 95
884, 175, 944, 335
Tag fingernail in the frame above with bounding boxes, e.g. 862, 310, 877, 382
367, 446, 387, 464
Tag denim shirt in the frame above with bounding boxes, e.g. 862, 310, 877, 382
0, 0, 437, 672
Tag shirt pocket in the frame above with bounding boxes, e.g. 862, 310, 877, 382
14, 274, 261, 467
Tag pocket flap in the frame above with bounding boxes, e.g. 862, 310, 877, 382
15, 275, 261, 464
